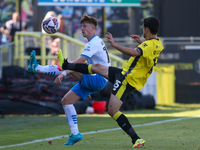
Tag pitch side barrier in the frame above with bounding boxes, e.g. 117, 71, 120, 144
14, 32, 83, 67
14, 31, 127, 68
0, 42, 15, 79
154, 64, 175, 105
13, 31, 175, 105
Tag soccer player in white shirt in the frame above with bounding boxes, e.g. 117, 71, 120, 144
27, 15, 111, 145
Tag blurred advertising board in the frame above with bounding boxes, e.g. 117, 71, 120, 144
37, 0, 141, 7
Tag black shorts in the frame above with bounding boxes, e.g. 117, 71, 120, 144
108, 67, 135, 101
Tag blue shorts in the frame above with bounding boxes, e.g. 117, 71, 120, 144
71, 74, 107, 101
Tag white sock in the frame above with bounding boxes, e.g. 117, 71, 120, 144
63, 104, 79, 135
35, 65, 63, 76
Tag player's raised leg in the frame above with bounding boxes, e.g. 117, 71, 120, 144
27, 50, 39, 73
62, 59, 109, 79
57, 49, 65, 71
27, 50, 64, 76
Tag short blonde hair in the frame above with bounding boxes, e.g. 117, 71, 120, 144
80, 15, 98, 27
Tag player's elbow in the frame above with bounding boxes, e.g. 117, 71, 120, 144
131, 48, 142, 57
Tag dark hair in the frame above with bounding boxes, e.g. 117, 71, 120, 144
80, 15, 98, 27
143, 17, 160, 35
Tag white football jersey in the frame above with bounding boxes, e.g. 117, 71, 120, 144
81, 35, 111, 66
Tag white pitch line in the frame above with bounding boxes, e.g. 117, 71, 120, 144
0, 115, 199, 149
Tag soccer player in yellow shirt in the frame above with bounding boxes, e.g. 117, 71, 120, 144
60, 17, 164, 148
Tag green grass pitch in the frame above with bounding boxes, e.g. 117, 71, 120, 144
0, 104, 200, 150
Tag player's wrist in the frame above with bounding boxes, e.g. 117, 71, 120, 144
111, 42, 117, 48
61, 71, 67, 76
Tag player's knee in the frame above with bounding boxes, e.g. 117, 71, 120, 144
61, 98, 66, 105
61, 96, 69, 105
107, 107, 115, 117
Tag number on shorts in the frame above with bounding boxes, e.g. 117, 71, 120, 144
113, 80, 121, 91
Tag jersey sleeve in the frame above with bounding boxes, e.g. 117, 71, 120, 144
81, 42, 99, 59
137, 41, 150, 57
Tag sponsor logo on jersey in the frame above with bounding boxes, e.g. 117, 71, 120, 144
142, 43, 148, 47
153, 50, 161, 55
84, 45, 90, 51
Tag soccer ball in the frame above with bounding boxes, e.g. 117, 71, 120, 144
42, 16, 60, 34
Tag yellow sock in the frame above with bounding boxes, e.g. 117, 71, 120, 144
112, 111, 122, 121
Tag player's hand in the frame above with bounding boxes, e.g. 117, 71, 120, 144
106, 32, 116, 47
54, 74, 64, 85
130, 35, 143, 44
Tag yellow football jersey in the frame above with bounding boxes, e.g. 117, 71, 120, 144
121, 38, 164, 90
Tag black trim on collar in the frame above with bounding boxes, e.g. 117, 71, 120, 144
146, 38, 159, 41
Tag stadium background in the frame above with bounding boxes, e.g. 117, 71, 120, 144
0, 0, 200, 114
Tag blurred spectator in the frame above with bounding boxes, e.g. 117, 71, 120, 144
21, 0, 33, 22
0, 12, 27, 44
55, 6, 73, 21
21, 0, 33, 31
57, 14, 69, 35
61, 6, 73, 20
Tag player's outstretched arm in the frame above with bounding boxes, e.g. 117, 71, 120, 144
54, 72, 64, 85
106, 32, 141, 57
